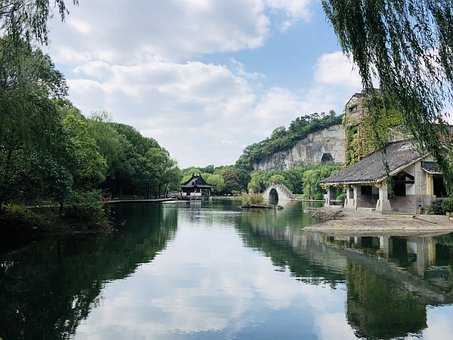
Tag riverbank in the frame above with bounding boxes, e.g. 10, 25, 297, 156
305, 208, 453, 236
105, 198, 175, 204
0, 204, 112, 239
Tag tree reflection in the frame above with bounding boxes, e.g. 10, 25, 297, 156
0, 203, 177, 340
346, 263, 427, 339
236, 206, 453, 340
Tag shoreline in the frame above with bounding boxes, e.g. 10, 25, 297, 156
305, 208, 453, 236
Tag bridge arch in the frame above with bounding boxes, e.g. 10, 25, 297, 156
269, 188, 279, 205
263, 183, 296, 205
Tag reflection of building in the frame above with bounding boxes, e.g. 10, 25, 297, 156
238, 213, 453, 339
181, 175, 213, 199
346, 263, 427, 339
322, 140, 447, 214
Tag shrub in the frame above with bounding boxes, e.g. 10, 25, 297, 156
336, 193, 346, 203
442, 197, 453, 213
1, 203, 48, 229
241, 193, 264, 206
64, 191, 107, 225
427, 200, 445, 215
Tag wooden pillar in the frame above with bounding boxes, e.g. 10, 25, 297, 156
426, 173, 434, 196
325, 187, 331, 207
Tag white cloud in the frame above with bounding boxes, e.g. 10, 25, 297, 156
50, 0, 316, 64
45, 0, 360, 167
64, 54, 359, 166
314, 51, 362, 88
50, 0, 272, 64
266, 0, 313, 29
68, 18, 92, 34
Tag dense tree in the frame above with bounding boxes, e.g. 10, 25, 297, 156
302, 165, 338, 200
205, 174, 225, 194
322, 0, 453, 192
247, 164, 339, 196
0, 38, 68, 208
62, 107, 107, 188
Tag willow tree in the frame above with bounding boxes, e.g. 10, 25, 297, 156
0, 0, 77, 44
322, 0, 453, 193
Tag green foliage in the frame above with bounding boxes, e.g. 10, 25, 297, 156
64, 191, 107, 225
246, 164, 338, 196
241, 193, 265, 206
302, 165, 339, 200
442, 198, 453, 213
62, 106, 107, 187
181, 165, 248, 195
236, 111, 342, 171
336, 193, 346, 203
322, 0, 453, 192
344, 95, 404, 165
0, 38, 70, 207
2, 203, 48, 228
0, 1, 77, 46
428, 201, 446, 216
205, 174, 225, 194
0, 40, 181, 230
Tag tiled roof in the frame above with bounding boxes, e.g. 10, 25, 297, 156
321, 140, 426, 185
181, 175, 212, 188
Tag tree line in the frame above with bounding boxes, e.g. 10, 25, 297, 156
0, 37, 180, 226
181, 165, 249, 195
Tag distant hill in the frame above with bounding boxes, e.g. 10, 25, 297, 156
235, 111, 344, 171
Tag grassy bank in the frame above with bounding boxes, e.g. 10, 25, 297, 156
0, 201, 111, 238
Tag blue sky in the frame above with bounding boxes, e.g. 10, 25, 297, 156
47, 0, 362, 167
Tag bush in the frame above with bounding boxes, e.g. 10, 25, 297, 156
442, 197, 453, 213
64, 191, 107, 225
241, 193, 265, 206
1, 203, 49, 229
428, 200, 445, 215
336, 193, 346, 203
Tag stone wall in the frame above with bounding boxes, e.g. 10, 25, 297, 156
252, 124, 346, 171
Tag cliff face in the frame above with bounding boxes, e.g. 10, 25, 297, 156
252, 124, 346, 171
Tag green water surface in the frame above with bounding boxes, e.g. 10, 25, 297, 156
1, 200, 453, 340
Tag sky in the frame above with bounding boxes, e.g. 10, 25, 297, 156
47, 0, 363, 167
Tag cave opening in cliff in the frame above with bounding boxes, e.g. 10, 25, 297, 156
321, 153, 334, 163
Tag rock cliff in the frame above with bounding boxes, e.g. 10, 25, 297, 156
252, 124, 346, 171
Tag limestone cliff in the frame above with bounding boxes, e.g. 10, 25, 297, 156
252, 124, 346, 171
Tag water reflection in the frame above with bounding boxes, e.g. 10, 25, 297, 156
1, 201, 453, 339
238, 205, 453, 339
0, 204, 177, 340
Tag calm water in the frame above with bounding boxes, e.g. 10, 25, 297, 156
1, 200, 453, 340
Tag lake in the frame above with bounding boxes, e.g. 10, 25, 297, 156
1, 200, 453, 340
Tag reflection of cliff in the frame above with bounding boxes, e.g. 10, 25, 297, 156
236, 215, 453, 340
0, 204, 177, 340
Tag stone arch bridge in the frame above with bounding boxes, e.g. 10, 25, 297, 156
263, 183, 296, 205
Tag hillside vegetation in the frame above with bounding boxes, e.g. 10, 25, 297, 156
236, 111, 342, 171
